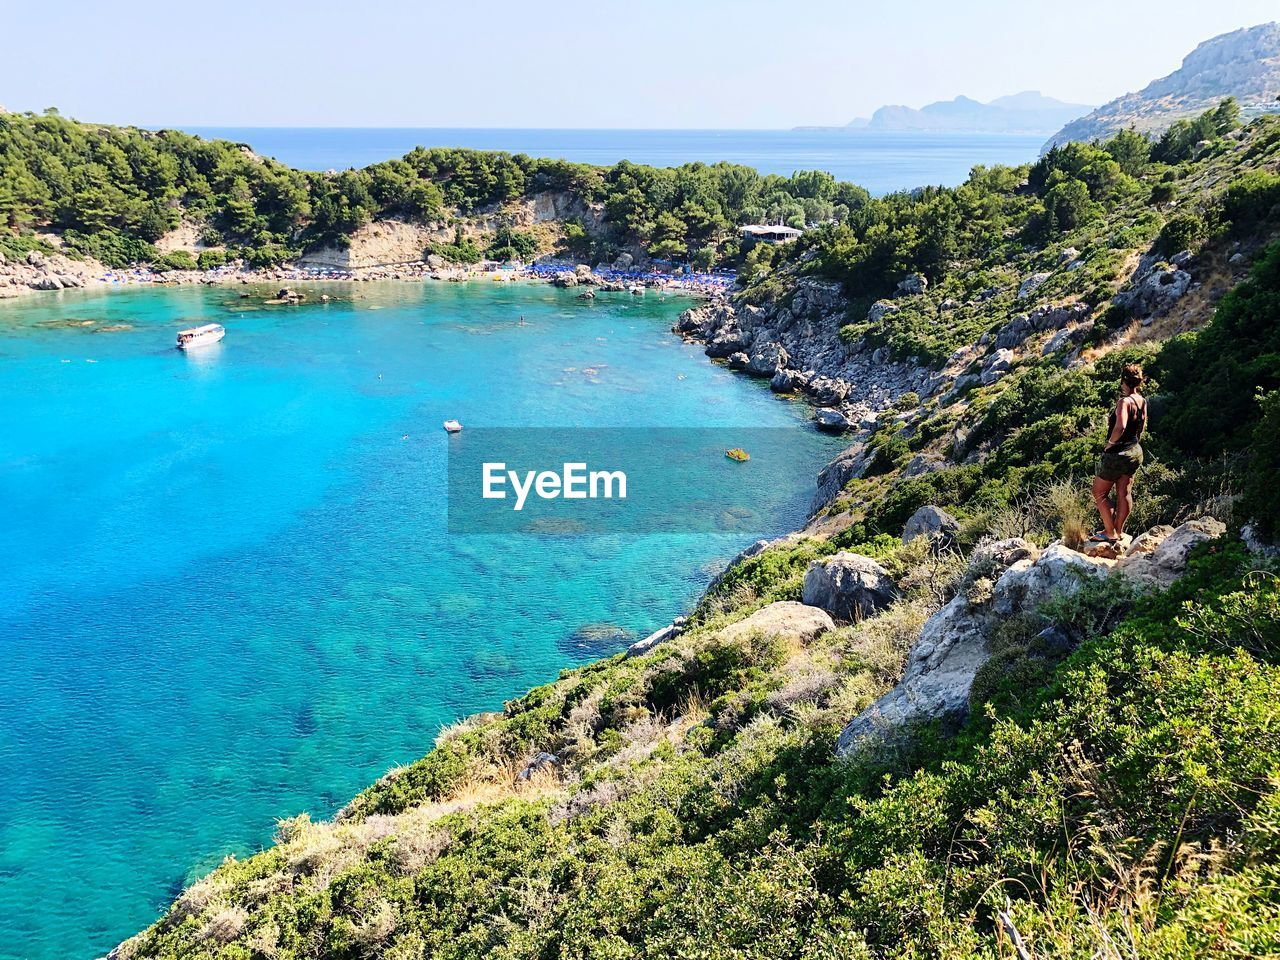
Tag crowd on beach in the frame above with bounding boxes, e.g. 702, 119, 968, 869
2, 251, 738, 299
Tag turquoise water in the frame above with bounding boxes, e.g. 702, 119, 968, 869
0, 282, 841, 960
183, 127, 1047, 195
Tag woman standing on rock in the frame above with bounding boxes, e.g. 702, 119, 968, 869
1091, 363, 1148, 544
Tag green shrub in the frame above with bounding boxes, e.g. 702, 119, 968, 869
1154, 211, 1206, 255
152, 250, 196, 272
196, 249, 229, 270
1242, 389, 1280, 539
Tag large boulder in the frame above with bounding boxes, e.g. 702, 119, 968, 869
812, 444, 874, 512
1114, 262, 1192, 320
867, 299, 900, 323
1017, 272, 1052, 300
745, 341, 788, 377
902, 505, 960, 545
814, 407, 853, 433
627, 617, 686, 657
802, 553, 899, 622
836, 538, 1113, 754
995, 314, 1035, 350
705, 329, 750, 358
1116, 517, 1225, 588
770, 368, 809, 394
991, 544, 1113, 617
980, 348, 1015, 385
718, 601, 835, 646
836, 520, 1226, 755
807, 376, 849, 405
895, 273, 928, 297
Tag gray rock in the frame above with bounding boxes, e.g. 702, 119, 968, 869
902, 505, 960, 545
26, 250, 46, 268
1116, 517, 1226, 588
1042, 325, 1086, 355
745, 341, 788, 377
1114, 263, 1192, 318
895, 273, 928, 297
516, 752, 561, 782
613, 252, 634, 270
1017, 272, 1052, 300
980, 348, 1015, 385
727, 351, 750, 370
802, 553, 899, 622
1241, 522, 1280, 559
814, 407, 852, 433
627, 617, 686, 657
995, 314, 1035, 349
812, 444, 873, 511
867, 299, 900, 323
705, 330, 749, 358
902, 453, 948, 478
576, 289, 596, 300
770, 368, 806, 393
836, 540, 1111, 754
807, 376, 849, 405
718, 601, 835, 646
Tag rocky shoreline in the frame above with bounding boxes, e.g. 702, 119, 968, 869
0, 247, 729, 301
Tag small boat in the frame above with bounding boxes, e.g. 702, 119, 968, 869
443, 420, 463, 434
176, 323, 224, 350
725, 448, 750, 462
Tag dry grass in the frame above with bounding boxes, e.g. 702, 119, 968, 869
1038, 477, 1092, 550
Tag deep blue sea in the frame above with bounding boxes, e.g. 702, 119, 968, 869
183, 127, 1046, 194
0, 282, 843, 960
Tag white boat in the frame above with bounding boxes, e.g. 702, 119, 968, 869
176, 323, 225, 350
443, 419, 463, 433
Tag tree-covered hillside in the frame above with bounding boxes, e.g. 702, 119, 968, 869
0, 110, 868, 269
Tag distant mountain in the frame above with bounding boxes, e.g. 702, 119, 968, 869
1044, 22, 1280, 150
861, 92, 1092, 134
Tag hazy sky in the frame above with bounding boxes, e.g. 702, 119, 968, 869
2, 1, 1276, 128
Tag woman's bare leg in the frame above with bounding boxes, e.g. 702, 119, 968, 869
1092, 477, 1117, 538
1114, 475, 1134, 536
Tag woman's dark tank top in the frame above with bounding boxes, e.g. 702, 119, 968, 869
1108, 395, 1146, 447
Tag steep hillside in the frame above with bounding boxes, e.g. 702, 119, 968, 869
1045, 21, 1280, 149
109, 116, 1280, 960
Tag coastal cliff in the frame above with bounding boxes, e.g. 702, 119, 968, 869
104, 112, 1280, 960
1044, 21, 1280, 149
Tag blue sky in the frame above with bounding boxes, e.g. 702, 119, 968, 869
2, 1, 1276, 127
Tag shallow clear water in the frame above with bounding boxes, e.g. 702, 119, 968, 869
183, 127, 1046, 194
0, 282, 842, 960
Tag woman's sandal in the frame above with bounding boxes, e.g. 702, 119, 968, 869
1088, 532, 1120, 545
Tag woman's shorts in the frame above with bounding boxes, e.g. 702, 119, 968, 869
1096, 444, 1143, 482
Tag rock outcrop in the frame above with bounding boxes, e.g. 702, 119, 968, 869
717, 601, 835, 646
902, 505, 960, 545
1043, 22, 1280, 150
836, 519, 1224, 755
802, 553, 899, 622
1113, 256, 1193, 321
